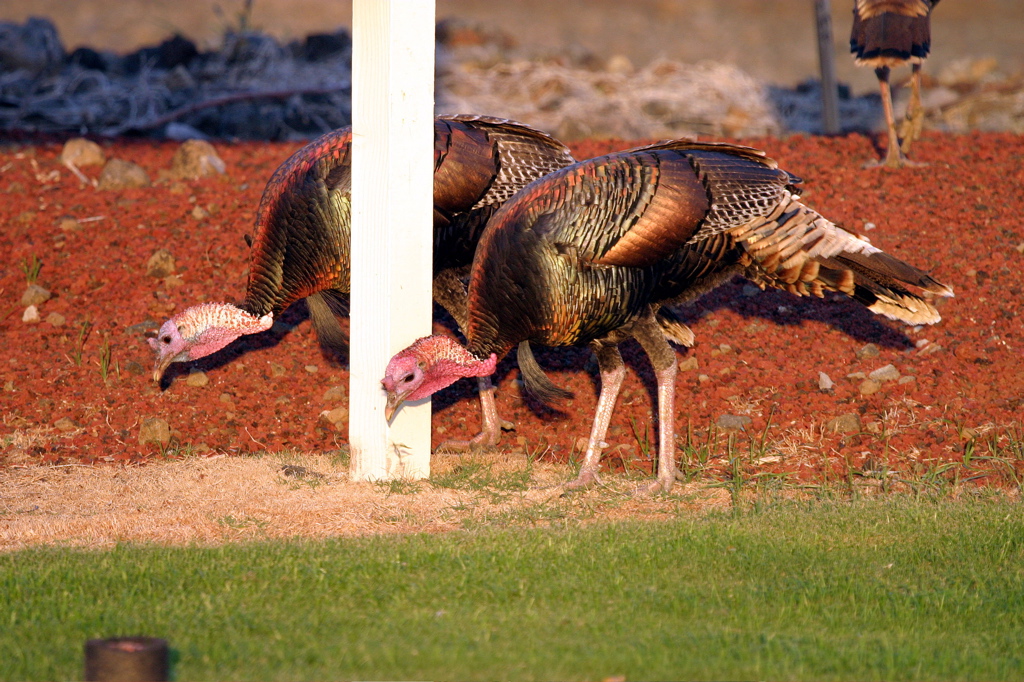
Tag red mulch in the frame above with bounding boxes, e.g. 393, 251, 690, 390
2, 131, 1022, 487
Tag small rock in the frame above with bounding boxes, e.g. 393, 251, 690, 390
59, 138, 105, 167
170, 139, 227, 179
56, 216, 81, 231
818, 371, 834, 391
139, 417, 171, 445
163, 274, 185, 288
897, 375, 916, 385
4, 380, 14, 392
868, 364, 900, 383
697, 374, 711, 384
846, 371, 867, 380
219, 393, 234, 404
45, 312, 66, 327
124, 361, 145, 376
717, 414, 752, 431
304, 365, 319, 373
146, 249, 176, 278
322, 385, 346, 402
856, 343, 880, 359
741, 284, 761, 297
191, 205, 209, 220
22, 305, 40, 323
21, 284, 51, 306
269, 362, 287, 378
319, 406, 348, 429
98, 158, 151, 189
54, 417, 79, 433
918, 343, 943, 356
859, 379, 881, 395
186, 370, 209, 387
281, 464, 325, 480
606, 54, 633, 75
573, 437, 589, 452
678, 356, 698, 372
826, 413, 861, 434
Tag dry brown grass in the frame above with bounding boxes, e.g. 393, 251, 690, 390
0, 451, 733, 552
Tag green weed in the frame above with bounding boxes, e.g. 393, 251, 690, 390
66, 320, 91, 367
20, 254, 41, 284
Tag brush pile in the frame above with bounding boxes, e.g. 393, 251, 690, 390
0, 17, 352, 140
1, 16, 1022, 142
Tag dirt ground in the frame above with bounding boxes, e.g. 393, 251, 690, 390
0, 450, 744, 551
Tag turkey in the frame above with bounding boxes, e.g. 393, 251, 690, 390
149, 115, 575, 447
851, 0, 940, 168
382, 139, 953, 494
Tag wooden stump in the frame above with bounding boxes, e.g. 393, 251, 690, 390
84, 637, 169, 682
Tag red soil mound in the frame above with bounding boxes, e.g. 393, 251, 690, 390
2, 131, 1022, 486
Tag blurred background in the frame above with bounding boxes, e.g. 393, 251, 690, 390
3, 0, 1020, 91
2, 0, 1021, 140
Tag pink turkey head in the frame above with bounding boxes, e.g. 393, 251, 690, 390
382, 335, 497, 421
148, 303, 273, 381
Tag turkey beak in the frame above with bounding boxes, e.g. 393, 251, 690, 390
384, 390, 405, 422
152, 355, 176, 383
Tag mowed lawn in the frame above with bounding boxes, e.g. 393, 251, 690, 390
2, 497, 1023, 681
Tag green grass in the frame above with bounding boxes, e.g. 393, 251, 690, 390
2, 498, 1023, 681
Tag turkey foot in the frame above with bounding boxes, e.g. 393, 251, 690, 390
559, 468, 602, 495
436, 376, 508, 452
635, 469, 677, 496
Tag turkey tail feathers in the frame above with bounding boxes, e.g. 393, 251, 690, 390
517, 341, 574, 404
655, 307, 696, 347
730, 191, 953, 324
306, 291, 349, 357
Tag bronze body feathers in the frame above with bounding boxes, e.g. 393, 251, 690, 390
466, 140, 949, 364
241, 115, 576, 340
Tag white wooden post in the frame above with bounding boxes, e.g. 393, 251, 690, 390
349, 0, 435, 481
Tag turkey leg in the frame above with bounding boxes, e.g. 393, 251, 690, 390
563, 341, 627, 491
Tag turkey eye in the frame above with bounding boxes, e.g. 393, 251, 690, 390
161, 336, 172, 344
402, 373, 414, 383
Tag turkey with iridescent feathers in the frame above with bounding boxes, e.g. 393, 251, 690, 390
149, 115, 575, 447
383, 139, 953, 493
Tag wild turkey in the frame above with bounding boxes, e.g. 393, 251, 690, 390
148, 115, 575, 447
382, 139, 953, 494
851, 0, 940, 168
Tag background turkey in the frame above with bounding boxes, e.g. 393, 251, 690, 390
149, 114, 575, 446
383, 139, 953, 494
851, 0, 940, 167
